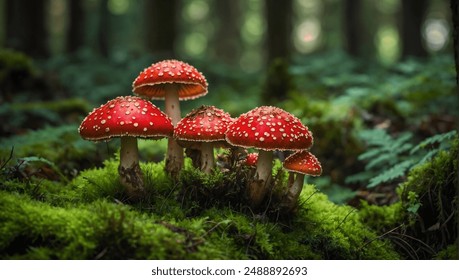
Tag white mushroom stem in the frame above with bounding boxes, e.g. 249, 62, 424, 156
118, 136, 144, 199
200, 143, 215, 174
164, 84, 184, 177
165, 84, 181, 126
248, 150, 273, 207
256, 150, 273, 183
283, 172, 305, 210
120, 137, 139, 169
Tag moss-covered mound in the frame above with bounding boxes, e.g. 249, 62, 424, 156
1, 134, 457, 259
0, 155, 400, 259
399, 138, 458, 259
358, 138, 458, 259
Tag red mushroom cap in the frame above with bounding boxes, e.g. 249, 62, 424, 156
174, 105, 233, 142
244, 153, 259, 166
283, 150, 322, 176
225, 106, 313, 151
78, 96, 173, 141
132, 59, 208, 101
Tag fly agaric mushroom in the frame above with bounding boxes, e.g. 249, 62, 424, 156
225, 106, 313, 207
174, 105, 233, 174
132, 59, 208, 177
78, 96, 173, 199
282, 150, 322, 211
244, 153, 258, 167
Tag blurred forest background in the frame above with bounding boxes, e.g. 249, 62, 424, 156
0, 0, 457, 205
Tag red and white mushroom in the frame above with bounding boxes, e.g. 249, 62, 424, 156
244, 153, 259, 167
174, 105, 233, 174
282, 150, 322, 211
225, 106, 313, 207
132, 59, 208, 177
78, 96, 173, 199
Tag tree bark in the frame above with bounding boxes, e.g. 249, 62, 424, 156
263, 0, 293, 104
97, 0, 110, 57
265, 0, 293, 63
67, 0, 86, 53
214, 0, 241, 65
343, 0, 362, 57
145, 0, 177, 58
401, 0, 428, 58
5, 0, 49, 58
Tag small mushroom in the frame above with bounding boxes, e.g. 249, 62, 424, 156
174, 105, 233, 174
132, 59, 208, 178
244, 153, 259, 167
225, 106, 313, 208
282, 150, 322, 211
78, 96, 173, 199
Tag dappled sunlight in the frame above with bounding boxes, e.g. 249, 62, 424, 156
376, 25, 400, 65
423, 18, 450, 52
294, 19, 321, 54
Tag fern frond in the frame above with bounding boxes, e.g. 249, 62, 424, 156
410, 130, 457, 155
367, 160, 413, 188
365, 153, 395, 170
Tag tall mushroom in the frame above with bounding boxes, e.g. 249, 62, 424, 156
174, 105, 233, 174
282, 150, 322, 211
225, 106, 313, 208
132, 59, 208, 177
78, 96, 173, 199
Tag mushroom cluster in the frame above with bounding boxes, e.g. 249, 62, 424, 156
78, 58, 321, 211
225, 106, 313, 207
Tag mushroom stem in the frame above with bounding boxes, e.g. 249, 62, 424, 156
118, 136, 145, 199
164, 84, 181, 126
255, 150, 273, 184
248, 150, 273, 207
200, 143, 215, 174
283, 172, 305, 211
164, 84, 184, 177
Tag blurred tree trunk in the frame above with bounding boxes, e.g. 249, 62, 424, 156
343, 0, 362, 56
97, 0, 110, 57
5, 0, 49, 58
450, 0, 459, 259
265, 0, 292, 63
145, 0, 177, 58
67, 0, 86, 53
214, 0, 241, 65
263, 0, 293, 104
343, 0, 376, 58
401, 0, 428, 58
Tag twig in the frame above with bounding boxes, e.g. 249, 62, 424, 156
0, 146, 14, 171
357, 224, 404, 252
335, 208, 356, 230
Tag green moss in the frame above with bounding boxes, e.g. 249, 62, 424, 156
70, 158, 122, 202
296, 186, 399, 259
358, 201, 404, 232
434, 244, 458, 260
9, 98, 90, 115
396, 139, 458, 259
0, 49, 37, 87
1, 150, 400, 260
